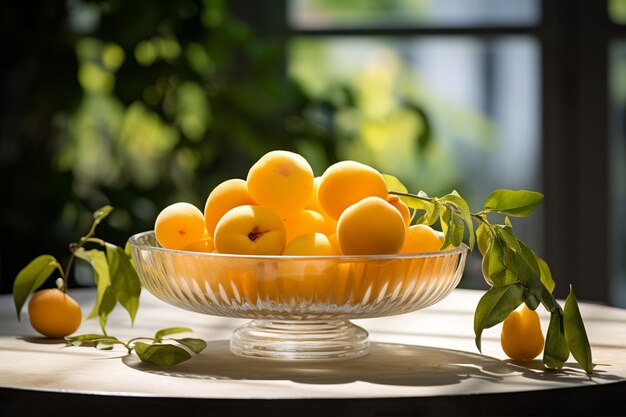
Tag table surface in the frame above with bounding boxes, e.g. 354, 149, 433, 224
1, 288, 625, 415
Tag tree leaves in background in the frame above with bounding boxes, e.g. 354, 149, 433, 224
12, 255, 59, 320
564, 287, 594, 374
106, 243, 141, 325
483, 189, 543, 217
474, 283, 524, 352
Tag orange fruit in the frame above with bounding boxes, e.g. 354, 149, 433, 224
246, 150, 314, 217
317, 160, 388, 220
401, 225, 443, 254
337, 196, 406, 255
155, 202, 205, 250
501, 304, 544, 361
204, 179, 257, 238
28, 289, 82, 338
214, 205, 286, 255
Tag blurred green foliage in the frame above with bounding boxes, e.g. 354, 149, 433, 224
0, 0, 435, 293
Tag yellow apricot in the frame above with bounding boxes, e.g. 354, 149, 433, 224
204, 179, 257, 237
387, 195, 411, 228
181, 236, 215, 253
246, 150, 314, 217
214, 205, 286, 255
401, 224, 443, 254
305, 177, 323, 212
318, 160, 388, 220
28, 289, 82, 338
283, 209, 333, 242
155, 202, 205, 250
283, 233, 340, 256
337, 196, 406, 255
501, 304, 545, 361
327, 233, 342, 255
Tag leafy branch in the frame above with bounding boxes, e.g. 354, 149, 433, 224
386, 177, 594, 374
65, 327, 207, 366
13, 206, 142, 336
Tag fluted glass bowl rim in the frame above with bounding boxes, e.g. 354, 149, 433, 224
128, 230, 469, 260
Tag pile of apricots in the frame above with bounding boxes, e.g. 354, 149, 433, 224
155, 150, 444, 256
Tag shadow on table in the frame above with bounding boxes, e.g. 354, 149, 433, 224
122, 340, 616, 387
18, 336, 67, 345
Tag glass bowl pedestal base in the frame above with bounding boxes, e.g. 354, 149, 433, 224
230, 319, 369, 360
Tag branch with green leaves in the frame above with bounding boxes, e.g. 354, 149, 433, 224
65, 327, 207, 366
384, 175, 593, 374
12, 206, 142, 335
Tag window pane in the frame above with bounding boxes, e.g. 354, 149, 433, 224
609, 0, 626, 24
289, 36, 541, 289
289, 0, 540, 29
610, 40, 626, 307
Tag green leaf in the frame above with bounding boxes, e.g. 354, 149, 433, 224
536, 257, 555, 293
564, 287, 594, 374
154, 327, 193, 341
501, 244, 534, 287
106, 244, 141, 325
415, 201, 439, 226
543, 309, 570, 369
134, 342, 192, 366
95, 337, 127, 350
439, 191, 475, 250
98, 286, 117, 333
474, 283, 524, 352
398, 190, 432, 212
449, 212, 465, 248
518, 240, 555, 293
504, 216, 513, 227
487, 239, 507, 284
13, 255, 59, 321
65, 333, 109, 346
476, 223, 493, 256
93, 205, 113, 228
382, 173, 408, 193
483, 189, 544, 217
439, 206, 452, 247
540, 286, 560, 313
172, 338, 207, 354
496, 226, 521, 253
524, 294, 541, 310
75, 248, 115, 332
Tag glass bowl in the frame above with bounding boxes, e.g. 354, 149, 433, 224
129, 231, 468, 361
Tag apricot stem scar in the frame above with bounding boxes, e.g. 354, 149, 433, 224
247, 226, 268, 242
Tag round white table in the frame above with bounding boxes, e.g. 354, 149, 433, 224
1, 288, 624, 416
